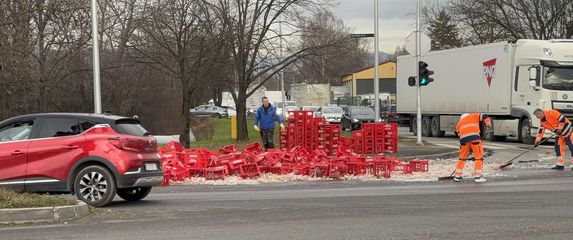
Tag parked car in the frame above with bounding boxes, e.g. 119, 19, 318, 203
300, 106, 320, 116
222, 106, 237, 117
381, 104, 399, 123
341, 106, 376, 131
274, 101, 297, 116
0, 113, 163, 207
283, 106, 300, 119
190, 105, 228, 118
316, 106, 344, 124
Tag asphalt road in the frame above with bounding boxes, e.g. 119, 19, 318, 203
2, 170, 573, 240
3, 129, 573, 240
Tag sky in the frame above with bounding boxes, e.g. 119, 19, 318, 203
329, 0, 419, 53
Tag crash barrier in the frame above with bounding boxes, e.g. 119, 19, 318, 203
279, 111, 398, 155
159, 141, 427, 186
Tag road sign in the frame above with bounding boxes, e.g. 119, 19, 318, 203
405, 31, 431, 56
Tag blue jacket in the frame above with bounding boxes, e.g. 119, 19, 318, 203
254, 104, 283, 130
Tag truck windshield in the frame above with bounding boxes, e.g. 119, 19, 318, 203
542, 67, 573, 91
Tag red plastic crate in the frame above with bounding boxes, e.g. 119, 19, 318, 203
239, 164, 261, 179
409, 160, 429, 172
205, 165, 228, 180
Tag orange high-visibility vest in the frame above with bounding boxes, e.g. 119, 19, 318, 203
537, 109, 571, 138
456, 113, 491, 142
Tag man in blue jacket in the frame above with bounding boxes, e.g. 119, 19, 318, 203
254, 96, 285, 151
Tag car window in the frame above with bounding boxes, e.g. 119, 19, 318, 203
351, 108, 375, 115
114, 119, 150, 136
38, 118, 81, 138
80, 121, 98, 131
0, 120, 34, 143
323, 108, 342, 114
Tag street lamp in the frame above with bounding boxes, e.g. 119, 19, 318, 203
91, 0, 102, 114
349, 0, 380, 122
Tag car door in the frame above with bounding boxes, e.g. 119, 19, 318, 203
0, 119, 36, 191
25, 117, 87, 192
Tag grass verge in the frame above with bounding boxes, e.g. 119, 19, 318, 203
0, 188, 76, 209
191, 117, 279, 150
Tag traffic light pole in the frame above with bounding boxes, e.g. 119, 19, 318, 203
415, 0, 423, 146
374, 0, 380, 122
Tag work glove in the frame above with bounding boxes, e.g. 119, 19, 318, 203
485, 122, 492, 128
534, 138, 540, 146
254, 125, 260, 132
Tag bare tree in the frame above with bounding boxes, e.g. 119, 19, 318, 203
424, 0, 573, 45
132, 0, 224, 147
210, 0, 348, 140
287, 9, 369, 86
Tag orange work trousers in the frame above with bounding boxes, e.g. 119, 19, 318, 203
455, 140, 484, 178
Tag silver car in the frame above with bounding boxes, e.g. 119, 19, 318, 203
190, 105, 229, 118
317, 106, 344, 123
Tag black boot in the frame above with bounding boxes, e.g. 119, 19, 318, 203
551, 165, 564, 170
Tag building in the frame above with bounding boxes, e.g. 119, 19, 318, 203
341, 61, 397, 100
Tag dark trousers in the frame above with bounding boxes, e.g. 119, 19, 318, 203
260, 129, 275, 151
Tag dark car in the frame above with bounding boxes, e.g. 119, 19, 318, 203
0, 113, 163, 207
341, 106, 376, 131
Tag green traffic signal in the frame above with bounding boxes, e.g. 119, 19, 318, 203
418, 61, 434, 86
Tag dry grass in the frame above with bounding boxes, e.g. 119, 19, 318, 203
0, 188, 76, 209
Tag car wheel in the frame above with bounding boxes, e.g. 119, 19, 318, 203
117, 187, 152, 202
74, 165, 117, 207
213, 113, 222, 119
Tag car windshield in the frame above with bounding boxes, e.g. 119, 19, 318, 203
285, 102, 297, 107
302, 106, 319, 111
322, 107, 343, 114
351, 108, 375, 115
542, 67, 573, 91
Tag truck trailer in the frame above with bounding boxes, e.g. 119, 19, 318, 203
397, 39, 573, 143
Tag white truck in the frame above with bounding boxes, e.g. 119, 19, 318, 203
397, 39, 573, 143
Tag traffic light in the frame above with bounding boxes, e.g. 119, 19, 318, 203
408, 76, 416, 86
418, 61, 434, 86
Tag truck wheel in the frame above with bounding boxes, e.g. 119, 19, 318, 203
481, 121, 495, 141
519, 118, 535, 144
422, 116, 432, 137
430, 116, 445, 137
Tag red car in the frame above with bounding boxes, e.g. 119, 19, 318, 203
0, 113, 163, 207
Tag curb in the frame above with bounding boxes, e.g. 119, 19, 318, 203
0, 201, 89, 225
397, 150, 460, 161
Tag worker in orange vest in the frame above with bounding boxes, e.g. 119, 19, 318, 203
533, 108, 573, 170
454, 113, 492, 183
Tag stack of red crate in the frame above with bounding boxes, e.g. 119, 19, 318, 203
362, 123, 376, 154
313, 117, 327, 152
324, 124, 341, 156
351, 130, 365, 154
383, 123, 399, 153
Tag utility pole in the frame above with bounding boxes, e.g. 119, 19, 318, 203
279, 12, 286, 115
415, 0, 423, 146
91, 0, 102, 114
374, 0, 380, 122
